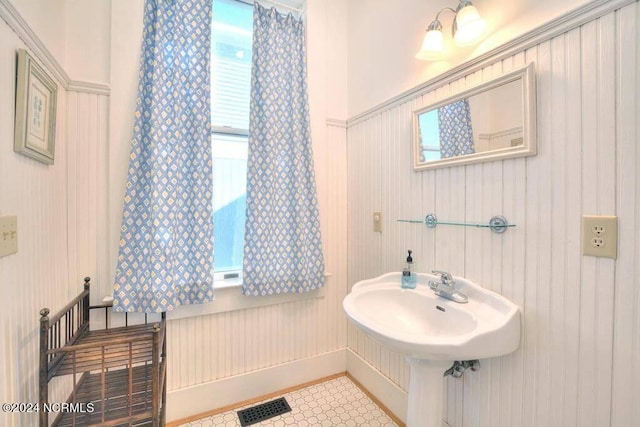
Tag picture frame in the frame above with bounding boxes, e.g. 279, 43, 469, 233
14, 48, 57, 165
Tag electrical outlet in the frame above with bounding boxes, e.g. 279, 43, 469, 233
0, 216, 18, 257
373, 211, 383, 233
583, 215, 617, 259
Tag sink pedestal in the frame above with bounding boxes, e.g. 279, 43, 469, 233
406, 358, 452, 427
343, 273, 521, 426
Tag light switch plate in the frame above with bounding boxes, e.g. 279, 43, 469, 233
0, 216, 18, 257
373, 211, 383, 233
582, 215, 617, 259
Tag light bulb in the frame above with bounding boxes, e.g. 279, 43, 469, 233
453, 4, 486, 46
415, 20, 444, 60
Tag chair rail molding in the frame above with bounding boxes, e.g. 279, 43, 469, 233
347, 0, 635, 126
326, 118, 348, 128
0, 0, 110, 95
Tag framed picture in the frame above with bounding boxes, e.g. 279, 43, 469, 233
14, 49, 57, 165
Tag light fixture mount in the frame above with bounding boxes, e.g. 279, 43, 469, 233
427, 19, 443, 32
415, 0, 486, 60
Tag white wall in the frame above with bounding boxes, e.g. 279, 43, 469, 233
108, 0, 350, 420
0, 18, 69, 427
7, 0, 67, 63
347, 0, 594, 116
108, 0, 144, 286
0, 0, 348, 422
7, 0, 638, 426
7, 0, 111, 85
162, 0, 349, 398
0, 2, 110, 425
65, 0, 111, 84
346, 2, 640, 427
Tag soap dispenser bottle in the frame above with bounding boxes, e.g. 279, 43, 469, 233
401, 250, 417, 289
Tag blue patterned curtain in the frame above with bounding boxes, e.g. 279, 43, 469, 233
242, 3, 325, 296
113, 0, 214, 312
438, 99, 475, 158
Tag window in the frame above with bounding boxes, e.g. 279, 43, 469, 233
418, 110, 442, 161
211, 0, 253, 276
167, 0, 326, 319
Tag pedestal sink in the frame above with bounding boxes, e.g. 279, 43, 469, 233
343, 272, 520, 427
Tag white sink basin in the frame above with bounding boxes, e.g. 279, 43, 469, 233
343, 272, 521, 427
343, 272, 520, 361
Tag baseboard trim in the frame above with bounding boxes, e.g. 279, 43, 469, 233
346, 372, 406, 427
166, 348, 347, 423
168, 372, 346, 426
346, 348, 408, 424
168, 348, 454, 427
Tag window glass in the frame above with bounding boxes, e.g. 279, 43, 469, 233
211, 0, 253, 272
419, 110, 442, 161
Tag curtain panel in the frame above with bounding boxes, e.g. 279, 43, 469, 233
113, 0, 215, 312
242, 3, 325, 296
438, 99, 476, 158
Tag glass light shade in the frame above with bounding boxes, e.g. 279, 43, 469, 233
453, 4, 486, 46
415, 29, 444, 60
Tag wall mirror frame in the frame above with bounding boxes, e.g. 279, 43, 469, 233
412, 62, 536, 171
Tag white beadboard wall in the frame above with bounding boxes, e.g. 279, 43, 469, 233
0, 26, 70, 427
66, 91, 111, 290
103, 0, 350, 402
165, 122, 348, 391
3, 0, 349, 422
346, 3, 639, 427
0, 15, 352, 421
0, 10, 110, 427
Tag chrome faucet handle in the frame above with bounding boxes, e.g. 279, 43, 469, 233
429, 270, 468, 304
431, 270, 453, 285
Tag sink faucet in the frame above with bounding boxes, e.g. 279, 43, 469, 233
428, 270, 468, 303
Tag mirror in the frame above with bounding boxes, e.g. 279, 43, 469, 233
412, 63, 536, 171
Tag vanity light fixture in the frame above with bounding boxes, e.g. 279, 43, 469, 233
415, 0, 486, 60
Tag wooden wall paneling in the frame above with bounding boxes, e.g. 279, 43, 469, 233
1, 5, 350, 424
502, 49, 529, 427
587, 11, 618, 427
335, 125, 349, 351
87, 94, 99, 297
546, 32, 569, 427
577, 17, 598, 427
346, 5, 640, 426
519, 41, 543, 427
407, 98, 425, 272
339, 5, 640, 427
96, 94, 110, 298
67, 91, 78, 287
611, 3, 640, 427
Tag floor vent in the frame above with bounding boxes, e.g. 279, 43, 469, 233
237, 397, 292, 426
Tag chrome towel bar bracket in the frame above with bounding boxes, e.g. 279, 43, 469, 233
397, 213, 515, 234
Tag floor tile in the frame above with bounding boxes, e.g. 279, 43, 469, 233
180, 375, 398, 427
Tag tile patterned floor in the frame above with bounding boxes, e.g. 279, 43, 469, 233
180, 375, 399, 427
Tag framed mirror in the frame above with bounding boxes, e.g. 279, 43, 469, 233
412, 63, 536, 171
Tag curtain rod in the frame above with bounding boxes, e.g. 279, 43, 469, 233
235, 0, 304, 14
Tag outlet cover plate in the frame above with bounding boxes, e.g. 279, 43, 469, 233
582, 215, 617, 259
